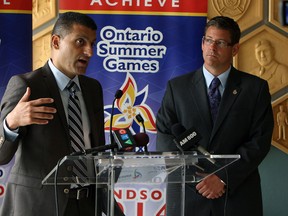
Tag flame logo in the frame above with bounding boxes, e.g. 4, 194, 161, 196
104, 73, 156, 134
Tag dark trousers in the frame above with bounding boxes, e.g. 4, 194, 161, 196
64, 187, 125, 216
64, 197, 97, 216
64, 186, 100, 216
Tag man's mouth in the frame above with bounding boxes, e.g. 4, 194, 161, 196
207, 53, 217, 58
78, 58, 88, 66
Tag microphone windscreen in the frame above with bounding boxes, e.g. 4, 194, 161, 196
171, 123, 186, 137
133, 133, 149, 147
114, 90, 123, 99
136, 113, 144, 123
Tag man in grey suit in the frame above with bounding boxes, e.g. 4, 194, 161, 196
156, 16, 274, 216
0, 12, 123, 216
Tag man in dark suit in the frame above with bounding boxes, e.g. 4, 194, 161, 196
0, 12, 123, 216
156, 16, 274, 216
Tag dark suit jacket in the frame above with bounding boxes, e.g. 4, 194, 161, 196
156, 67, 274, 216
0, 63, 105, 216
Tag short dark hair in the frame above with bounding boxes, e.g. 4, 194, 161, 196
52, 12, 97, 37
204, 16, 241, 45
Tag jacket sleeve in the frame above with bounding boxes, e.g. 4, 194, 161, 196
218, 80, 274, 194
0, 75, 27, 165
156, 80, 180, 151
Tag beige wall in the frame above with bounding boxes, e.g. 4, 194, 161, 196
208, 0, 288, 154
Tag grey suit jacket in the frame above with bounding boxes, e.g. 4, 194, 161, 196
156, 67, 274, 216
0, 63, 105, 216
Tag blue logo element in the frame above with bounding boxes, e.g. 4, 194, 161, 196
120, 134, 129, 140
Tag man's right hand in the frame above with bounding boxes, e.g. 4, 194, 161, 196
6, 87, 57, 130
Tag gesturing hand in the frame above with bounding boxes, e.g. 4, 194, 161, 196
6, 87, 57, 130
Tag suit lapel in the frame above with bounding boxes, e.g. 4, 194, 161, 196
79, 76, 94, 124
211, 67, 242, 138
41, 63, 70, 142
190, 69, 214, 132
78, 76, 97, 147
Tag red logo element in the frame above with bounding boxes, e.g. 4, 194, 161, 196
119, 129, 127, 135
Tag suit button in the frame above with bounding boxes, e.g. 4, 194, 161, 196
67, 166, 72, 171
64, 188, 69, 194
63, 177, 69, 182
0, 136, 4, 144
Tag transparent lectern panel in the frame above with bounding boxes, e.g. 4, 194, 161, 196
42, 152, 240, 185
42, 155, 98, 185
42, 152, 240, 216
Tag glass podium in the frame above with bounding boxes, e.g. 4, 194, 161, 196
42, 152, 240, 216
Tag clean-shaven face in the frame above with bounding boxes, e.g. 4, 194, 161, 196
53, 24, 97, 79
202, 26, 239, 76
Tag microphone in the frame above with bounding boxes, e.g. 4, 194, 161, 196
171, 123, 216, 164
136, 113, 146, 133
171, 123, 201, 151
171, 124, 185, 153
135, 113, 148, 152
71, 130, 148, 156
109, 90, 123, 147
132, 132, 149, 151
112, 128, 136, 151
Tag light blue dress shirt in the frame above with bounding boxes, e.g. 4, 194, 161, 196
202, 65, 231, 96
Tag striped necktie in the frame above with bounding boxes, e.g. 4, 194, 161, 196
208, 77, 221, 123
67, 81, 88, 184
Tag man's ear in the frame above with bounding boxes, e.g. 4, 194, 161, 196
51, 35, 60, 49
232, 43, 240, 57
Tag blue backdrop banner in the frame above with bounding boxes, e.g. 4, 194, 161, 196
0, 1, 32, 205
59, 1, 207, 215
60, 0, 208, 151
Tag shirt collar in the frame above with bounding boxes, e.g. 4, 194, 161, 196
48, 59, 81, 91
202, 65, 231, 89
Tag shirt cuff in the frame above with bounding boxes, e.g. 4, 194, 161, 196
3, 118, 19, 141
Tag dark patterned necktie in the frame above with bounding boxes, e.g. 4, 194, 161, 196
208, 77, 221, 123
67, 81, 88, 184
